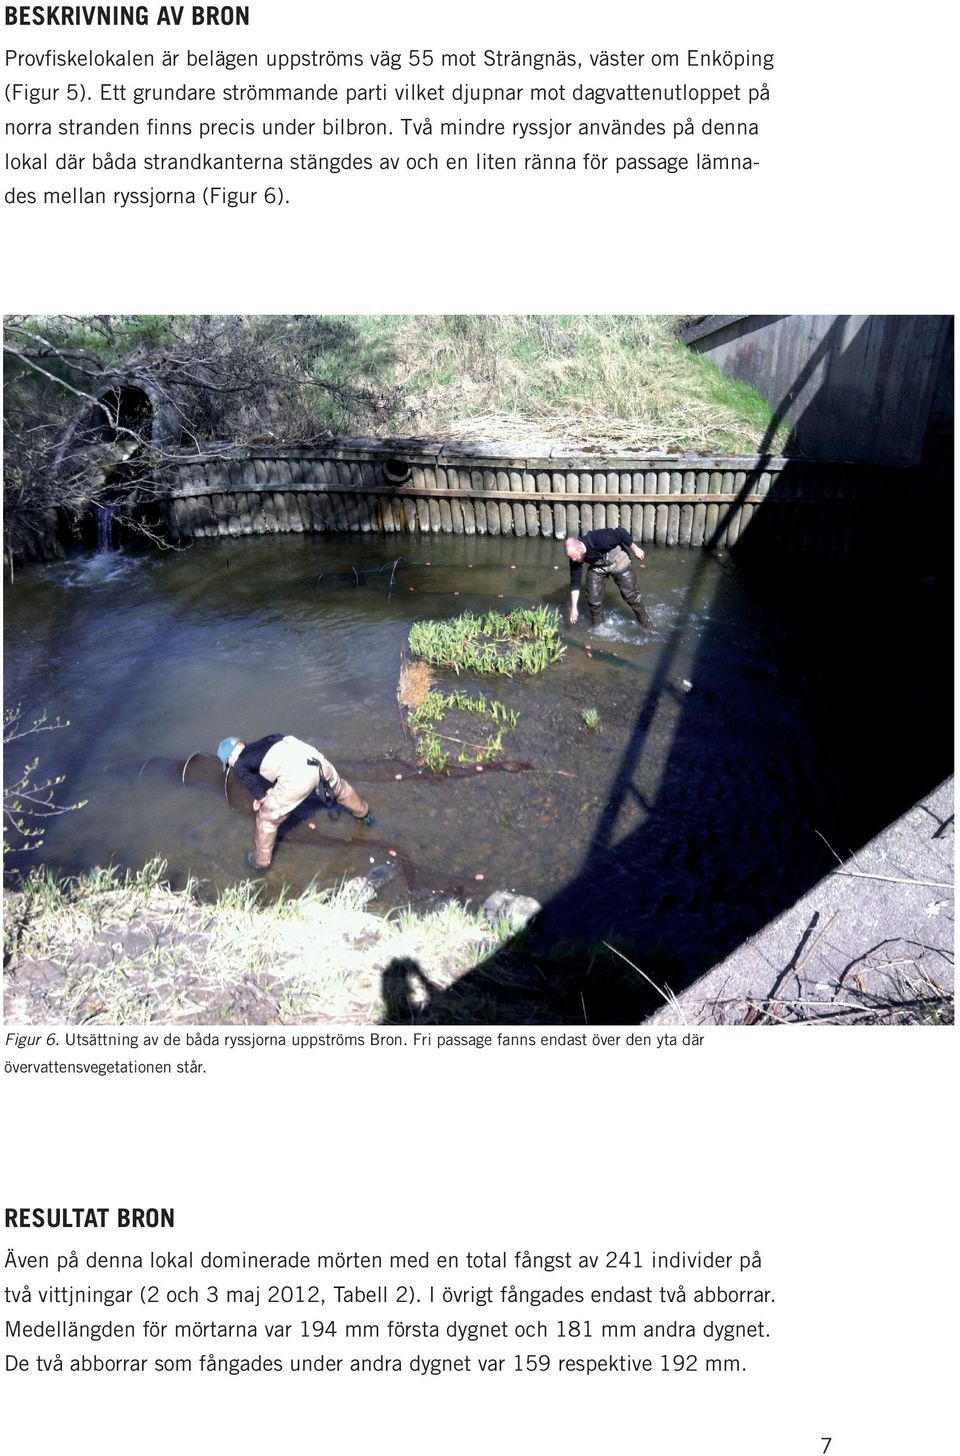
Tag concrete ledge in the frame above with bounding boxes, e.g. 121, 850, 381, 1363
166, 439, 908, 473
648, 779, 955, 1025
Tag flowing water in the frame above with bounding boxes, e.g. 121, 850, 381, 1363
93, 501, 118, 553
3, 531, 951, 988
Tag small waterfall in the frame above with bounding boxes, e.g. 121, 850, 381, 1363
94, 501, 118, 552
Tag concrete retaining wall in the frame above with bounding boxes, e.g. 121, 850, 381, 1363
150, 441, 917, 557
682, 315, 953, 466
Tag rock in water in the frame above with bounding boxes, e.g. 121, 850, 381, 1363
482, 890, 542, 930
343, 862, 397, 907
368, 863, 398, 889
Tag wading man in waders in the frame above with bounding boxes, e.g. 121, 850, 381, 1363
564, 528, 654, 629
217, 734, 372, 873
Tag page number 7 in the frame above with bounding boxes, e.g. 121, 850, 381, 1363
821, 1441, 832, 1454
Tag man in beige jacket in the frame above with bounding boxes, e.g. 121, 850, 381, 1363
217, 733, 371, 872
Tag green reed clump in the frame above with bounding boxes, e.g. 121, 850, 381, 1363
416, 730, 451, 775
409, 606, 565, 676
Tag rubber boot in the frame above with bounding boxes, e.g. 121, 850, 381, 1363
253, 810, 279, 870
613, 564, 654, 629
586, 567, 606, 626
334, 777, 370, 820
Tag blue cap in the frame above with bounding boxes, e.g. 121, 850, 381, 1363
217, 736, 241, 767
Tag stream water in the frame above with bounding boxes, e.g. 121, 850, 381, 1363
3, 532, 951, 989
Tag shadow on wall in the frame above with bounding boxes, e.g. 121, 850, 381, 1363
685, 314, 954, 466
379, 321, 955, 1024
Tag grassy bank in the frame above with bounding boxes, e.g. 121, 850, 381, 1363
306, 315, 791, 453
2, 860, 508, 1025
3, 860, 667, 1026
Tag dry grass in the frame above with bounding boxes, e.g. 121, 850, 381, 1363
397, 658, 435, 713
319, 316, 792, 455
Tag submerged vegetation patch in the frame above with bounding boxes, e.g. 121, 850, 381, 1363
408, 689, 519, 774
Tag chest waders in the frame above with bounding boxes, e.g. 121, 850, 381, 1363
306, 757, 338, 808
253, 752, 336, 869
586, 545, 654, 628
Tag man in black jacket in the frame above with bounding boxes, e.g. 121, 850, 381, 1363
564, 527, 654, 628
217, 733, 371, 872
